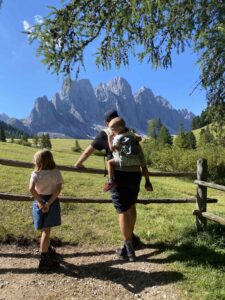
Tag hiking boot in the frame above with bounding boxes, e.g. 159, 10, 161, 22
115, 245, 127, 259
38, 253, 60, 271
48, 245, 62, 261
132, 234, 141, 249
125, 240, 136, 262
103, 180, 118, 192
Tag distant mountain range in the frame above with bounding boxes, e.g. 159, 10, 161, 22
0, 77, 195, 138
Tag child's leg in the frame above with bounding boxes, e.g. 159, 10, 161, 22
104, 159, 117, 192
107, 159, 116, 182
40, 227, 51, 253
38, 227, 60, 270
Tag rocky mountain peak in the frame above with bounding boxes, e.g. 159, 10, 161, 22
178, 109, 195, 120
1, 76, 195, 137
107, 76, 133, 100
0, 113, 9, 122
134, 87, 155, 104
156, 96, 173, 110
34, 96, 50, 112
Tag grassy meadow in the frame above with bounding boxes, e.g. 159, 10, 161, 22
1, 139, 225, 299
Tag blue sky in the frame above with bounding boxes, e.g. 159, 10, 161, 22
0, 0, 207, 119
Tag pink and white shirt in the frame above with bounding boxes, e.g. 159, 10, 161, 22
30, 169, 64, 195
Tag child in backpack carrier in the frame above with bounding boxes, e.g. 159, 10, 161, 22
103, 117, 153, 192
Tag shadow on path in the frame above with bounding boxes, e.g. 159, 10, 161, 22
0, 245, 183, 294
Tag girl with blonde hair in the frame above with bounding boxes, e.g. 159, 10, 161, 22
29, 149, 64, 271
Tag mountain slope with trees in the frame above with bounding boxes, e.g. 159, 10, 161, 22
0, 120, 28, 139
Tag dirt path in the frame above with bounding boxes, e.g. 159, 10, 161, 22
0, 244, 184, 300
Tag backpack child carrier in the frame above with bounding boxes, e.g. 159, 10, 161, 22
113, 132, 140, 167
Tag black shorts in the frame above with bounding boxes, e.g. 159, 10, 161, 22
111, 171, 142, 213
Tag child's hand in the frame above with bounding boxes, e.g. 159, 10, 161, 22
37, 202, 44, 210
42, 202, 49, 213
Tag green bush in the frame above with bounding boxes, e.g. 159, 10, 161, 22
15, 140, 31, 147
142, 139, 225, 184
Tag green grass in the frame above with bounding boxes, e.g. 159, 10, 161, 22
1, 140, 225, 299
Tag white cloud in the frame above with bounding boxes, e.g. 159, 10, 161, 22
34, 15, 44, 25
22, 20, 32, 33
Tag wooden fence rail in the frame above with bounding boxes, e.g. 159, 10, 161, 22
0, 158, 196, 177
0, 192, 218, 204
194, 180, 225, 192
193, 210, 225, 227
1, 157, 223, 232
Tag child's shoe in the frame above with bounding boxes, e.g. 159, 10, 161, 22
48, 245, 62, 261
38, 253, 60, 271
103, 180, 117, 192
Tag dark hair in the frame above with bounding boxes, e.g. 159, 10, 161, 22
104, 109, 119, 122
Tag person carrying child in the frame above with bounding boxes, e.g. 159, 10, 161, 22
29, 149, 64, 271
103, 117, 153, 193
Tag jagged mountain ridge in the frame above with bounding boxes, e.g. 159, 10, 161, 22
0, 77, 195, 138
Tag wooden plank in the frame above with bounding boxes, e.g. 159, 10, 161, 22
0, 193, 217, 204
193, 210, 225, 226
0, 158, 196, 177
194, 180, 225, 192
196, 158, 208, 231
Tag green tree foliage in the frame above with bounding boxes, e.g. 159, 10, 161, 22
15, 135, 31, 147
147, 118, 172, 146
0, 121, 27, 138
40, 134, 52, 149
174, 125, 186, 148
209, 102, 225, 143
142, 138, 225, 184
198, 126, 215, 147
185, 131, 196, 149
157, 125, 172, 146
147, 119, 157, 139
192, 108, 212, 130
27, 0, 225, 109
32, 135, 39, 148
0, 127, 6, 142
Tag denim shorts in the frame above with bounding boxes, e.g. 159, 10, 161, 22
33, 195, 61, 230
111, 171, 142, 213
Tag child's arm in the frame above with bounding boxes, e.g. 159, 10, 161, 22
47, 184, 62, 206
29, 181, 45, 209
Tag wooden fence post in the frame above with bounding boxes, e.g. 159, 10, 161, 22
196, 158, 208, 231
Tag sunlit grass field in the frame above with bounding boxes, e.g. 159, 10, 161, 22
1, 139, 225, 299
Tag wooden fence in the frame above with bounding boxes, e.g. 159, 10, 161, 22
193, 158, 225, 231
0, 158, 223, 231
